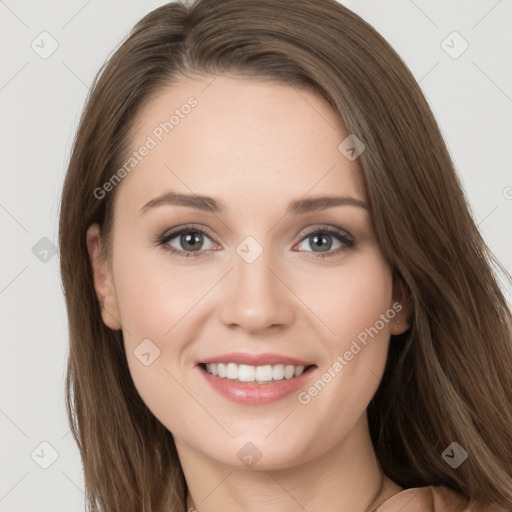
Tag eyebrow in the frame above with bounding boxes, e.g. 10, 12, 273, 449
140, 191, 369, 215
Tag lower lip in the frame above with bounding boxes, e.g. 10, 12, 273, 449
198, 365, 317, 405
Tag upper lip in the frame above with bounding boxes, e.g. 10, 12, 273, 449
197, 352, 315, 367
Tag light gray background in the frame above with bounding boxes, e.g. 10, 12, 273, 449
1, 1, 511, 510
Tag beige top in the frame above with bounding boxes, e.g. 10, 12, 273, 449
375, 485, 495, 512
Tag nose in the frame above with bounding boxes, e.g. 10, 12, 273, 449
219, 244, 295, 334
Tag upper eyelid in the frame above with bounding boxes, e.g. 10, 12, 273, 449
295, 224, 354, 241
160, 224, 219, 244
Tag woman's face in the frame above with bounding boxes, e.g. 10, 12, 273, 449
88, 75, 409, 469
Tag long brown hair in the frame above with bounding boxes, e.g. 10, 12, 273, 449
58, 0, 512, 510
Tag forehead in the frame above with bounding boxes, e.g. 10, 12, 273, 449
116, 74, 366, 215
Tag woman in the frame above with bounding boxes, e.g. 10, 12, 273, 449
58, 0, 512, 510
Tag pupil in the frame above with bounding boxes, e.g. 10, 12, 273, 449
182, 231, 202, 251
312, 234, 331, 251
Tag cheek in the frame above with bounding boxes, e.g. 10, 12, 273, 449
110, 242, 218, 415
294, 250, 394, 350
110, 246, 198, 429
290, 250, 394, 416
112, 242, 211, 342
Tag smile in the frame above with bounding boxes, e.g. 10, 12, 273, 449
203, 362, 314, 383
197, 359, 317, 405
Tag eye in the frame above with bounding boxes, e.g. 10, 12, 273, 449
157, 225, 218, 258
294, 225, 355, 258
156, 224, 355, 259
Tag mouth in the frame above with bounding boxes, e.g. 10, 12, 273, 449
195, 352, 318, 404
198, 362, 317, 384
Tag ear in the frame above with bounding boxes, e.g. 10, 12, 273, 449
86, 224, 122, 330
390, 272, 412, 335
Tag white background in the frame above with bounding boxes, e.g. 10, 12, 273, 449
1, 1, 511, 510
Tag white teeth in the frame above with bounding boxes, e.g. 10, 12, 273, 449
284, 365, 295, 379
256, 365, 273, 381
204, 362, 308, 382
294, 365, 305, 377
226, 363, 238, 379
238, 364, 256, 382
272, 364, 284, 380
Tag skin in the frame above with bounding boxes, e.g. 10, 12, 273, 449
87, 75, 411, 512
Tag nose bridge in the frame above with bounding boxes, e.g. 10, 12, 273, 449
219, 237, 294, 332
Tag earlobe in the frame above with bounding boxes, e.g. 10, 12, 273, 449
391, 273, 412, 335
86, 224, 122, 331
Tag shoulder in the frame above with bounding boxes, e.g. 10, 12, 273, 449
375, 485, 502, 512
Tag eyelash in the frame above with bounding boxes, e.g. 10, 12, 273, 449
156, 223, 356, 259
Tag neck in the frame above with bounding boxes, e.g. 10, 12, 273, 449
178, 414, 403, 512
187, 475, 396, 512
